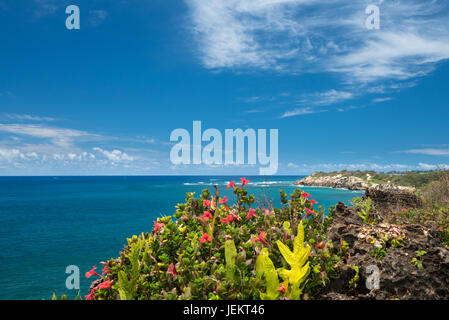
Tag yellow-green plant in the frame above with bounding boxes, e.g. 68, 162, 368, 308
118, 239, 142, 300
224, 240, 237, 284
276, 221, 310, 299
255, 248, 279, 300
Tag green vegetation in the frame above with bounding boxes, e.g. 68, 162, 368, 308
411, 251, 427, 270
386, 170, 449, 247
73, 170, 449, 300
351, 197, 373, 224
84, 179, 350, 300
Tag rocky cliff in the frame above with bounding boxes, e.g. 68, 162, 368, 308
321, 202, 449, 300
295, 173, 415, 192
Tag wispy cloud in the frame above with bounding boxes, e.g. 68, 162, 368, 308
89, 10, 108, 27
92, 147, 134, 163
372, 97, 392, 103
1, 113, 56, 122
186, 0, 449, 84
284, 161, 449, 174
400, 148, 449, 156
280, 89, 354, 117
280, 107, 325, 118
33, 0, 61, 17
297, 89, 353, 106
0, 123, 93, 148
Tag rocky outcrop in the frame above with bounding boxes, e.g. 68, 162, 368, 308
321, 202, 449, 300
295, 173, 415, 193
295, 174, 371, 190
364, 187, 422, 213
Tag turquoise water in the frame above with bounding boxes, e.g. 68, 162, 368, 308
0, 176, 363, 300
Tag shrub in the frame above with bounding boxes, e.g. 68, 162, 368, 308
86, 179, 345, 300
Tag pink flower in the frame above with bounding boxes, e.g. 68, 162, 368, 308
200, 233, 212, 243
85, 266, 101, 278
153, 221, 165, 232
316, 242, 325, 249
252, 232, 269, 246
262, 208, 270, 215
84, 290, 96, 300
229, 211, 239, 222
246, 208, 257, 220
203, 199, 211, 207
220, 216, 231, 225
167, 263, 178, 280
227, 181, 236, 189
220, 210, 239, 225
240, 177, 250, 187
305, 208, 315, 217
301, 191, 312, 199
100, 261, 110, 276
98, 280, 114, 290
202, 211, 212, 221
278, 284, 286, 293
389, 227, 401, 235
219, 196, 229, 204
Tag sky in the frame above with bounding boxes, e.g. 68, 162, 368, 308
0, 0, 449, 175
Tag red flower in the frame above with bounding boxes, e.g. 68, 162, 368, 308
100, 261, 110, 276
167, 263, 178, 280
220, 212, 238, 225
153, 221, 165, 232
278, 284, 286, 293
219, 196, 229, 204
98, 280, 114, 290
246, 208, 257, 220
301, 191, 312, 199
202, 211, 212, 221
310, 199, 318, 204
240, 177, 249, 187
305, 208, 315, 217
227, 181, 236, 189
203, 199, 211, 207
220, 216, 231, 225
85, 266, 101, 278
84, 290, 96, 300
316, 241, 325, 249
229, 211, 239, 222
252, 232, 269, 246
200, 233, 211, 243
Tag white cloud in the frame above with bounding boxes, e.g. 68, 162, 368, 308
92, 147, 134, 163
280, 107, 325, 118
418, 162, 437, 170
0, 123, 92, 148
372, 97, 392, 103
1, 113, 56, 122
401, 149, 449, 156
286, 161, 449, 173
186, 0, 449, 84
33, 0, 59, 17
89, 10, 108, 27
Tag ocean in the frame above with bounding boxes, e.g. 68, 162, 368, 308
0, 176, 363, 300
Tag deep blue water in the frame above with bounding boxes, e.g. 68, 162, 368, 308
0, 176, 363, 300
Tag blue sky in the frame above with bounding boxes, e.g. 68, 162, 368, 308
0, 0, 449, 175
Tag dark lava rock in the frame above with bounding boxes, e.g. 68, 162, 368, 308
364, 187, 422, 213
322, 202, 449, 300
